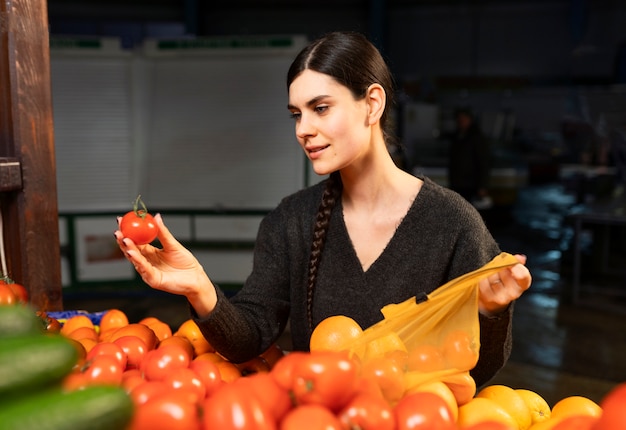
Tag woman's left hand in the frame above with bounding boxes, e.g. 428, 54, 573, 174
478, 254, 532, 316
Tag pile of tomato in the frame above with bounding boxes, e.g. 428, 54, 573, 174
0, 278, 29, 305
49, 307, 466, 430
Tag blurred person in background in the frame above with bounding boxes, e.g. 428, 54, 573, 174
448, 107, 492, 209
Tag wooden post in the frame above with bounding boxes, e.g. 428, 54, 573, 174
0, 0, 63, 310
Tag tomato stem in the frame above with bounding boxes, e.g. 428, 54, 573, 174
132, 195, 149, 219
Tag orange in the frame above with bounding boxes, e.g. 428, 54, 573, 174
528, 415, 599, 430
406, 380, 459, 421
528, 419, 558, 430
552, 415, 599, 429
99, 309, 129, 335
140, 318, 172, 342
477, 384, 533, 430
550, 396, 602, 420
363, 331, 407, 361
194, 351, 226, 364
174, 319, 214, 357
60, 315, 95, 336
107, 323, 159, 350
215, 360, 242, 383
457, 397, 518, 429
158, 335, 194, 358
515, 388, 551, 425
75, 337, 98, 354
66, 326, 99, 343
360, 355, 406, 405
406, 343, 446, 372
309, 315, 363, 353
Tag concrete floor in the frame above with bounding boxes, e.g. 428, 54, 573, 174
63, 180, 626, 407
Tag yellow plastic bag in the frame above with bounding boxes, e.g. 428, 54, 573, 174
347, 252, 520, 394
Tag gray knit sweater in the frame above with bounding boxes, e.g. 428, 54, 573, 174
193, 177, 514, 387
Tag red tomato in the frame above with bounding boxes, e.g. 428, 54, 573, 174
122, 369, 145, 393
0, 284, 16, 305
281, 404, 342, 430
202, 382, 276, 430
36, 311, 62, 333
463, 422, 516, 430
593, 382, 626, 430
62, 372, 90, 391
162, 367, 206, 404
233, 372, 293, 421
130, 380, 169, 406
394, 391, 456, 430
270, 351, 308, 391
86, 342, 128, 369
291, 350, 359, 412
360, 355, 407, 405
141, 344, 190, 381
119, 195, 158, 245
338, 392, 396, 430
442, 329, 478, 370
114, 335, 148, 370
129, 391, 201, 430
80, 355, 125, 386
6, 282, 28, 304
188, 359, 224, 398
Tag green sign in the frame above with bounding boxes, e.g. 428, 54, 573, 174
50, 38, 102, 50
157, 37, 294, 51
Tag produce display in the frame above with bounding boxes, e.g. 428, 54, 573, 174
1, 282, 625, 430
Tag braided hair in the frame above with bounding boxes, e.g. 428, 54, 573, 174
286, 31, 396, 332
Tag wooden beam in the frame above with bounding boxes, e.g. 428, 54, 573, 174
0, 0, 63, 311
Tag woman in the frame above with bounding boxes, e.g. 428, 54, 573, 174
115, 31, 531, 387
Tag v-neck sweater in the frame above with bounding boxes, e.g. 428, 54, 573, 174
193, 176, 514, 387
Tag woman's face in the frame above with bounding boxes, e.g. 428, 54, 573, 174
288, 69, 372, 176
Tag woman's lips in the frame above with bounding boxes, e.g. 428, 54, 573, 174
307, 145, 329, 159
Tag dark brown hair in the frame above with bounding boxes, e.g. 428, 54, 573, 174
287, 31, 396, 332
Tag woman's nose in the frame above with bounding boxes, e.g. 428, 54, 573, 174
295, 114, 314, 138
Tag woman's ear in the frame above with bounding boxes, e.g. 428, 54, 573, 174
366, 83, 386, 125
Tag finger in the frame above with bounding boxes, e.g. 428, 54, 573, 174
510, 263, 532, 291
514, 254, 527, 265
486, 273, 503, 286
126, 249, 163, 290
153, 214, 182, 250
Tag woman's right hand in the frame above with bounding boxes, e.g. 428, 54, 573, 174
114, 213, 217, 316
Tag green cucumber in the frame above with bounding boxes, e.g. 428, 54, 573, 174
0, 385, 134, 430
0, 304, 44, 338
0, 334, 78, 399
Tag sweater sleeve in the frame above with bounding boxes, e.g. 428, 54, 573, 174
472, 303, 514, 387
191, 287, 262, 362
191, 203, 294, 363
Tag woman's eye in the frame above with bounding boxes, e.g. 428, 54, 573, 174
289, 112, 301, 120
314, 105, 328, 114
